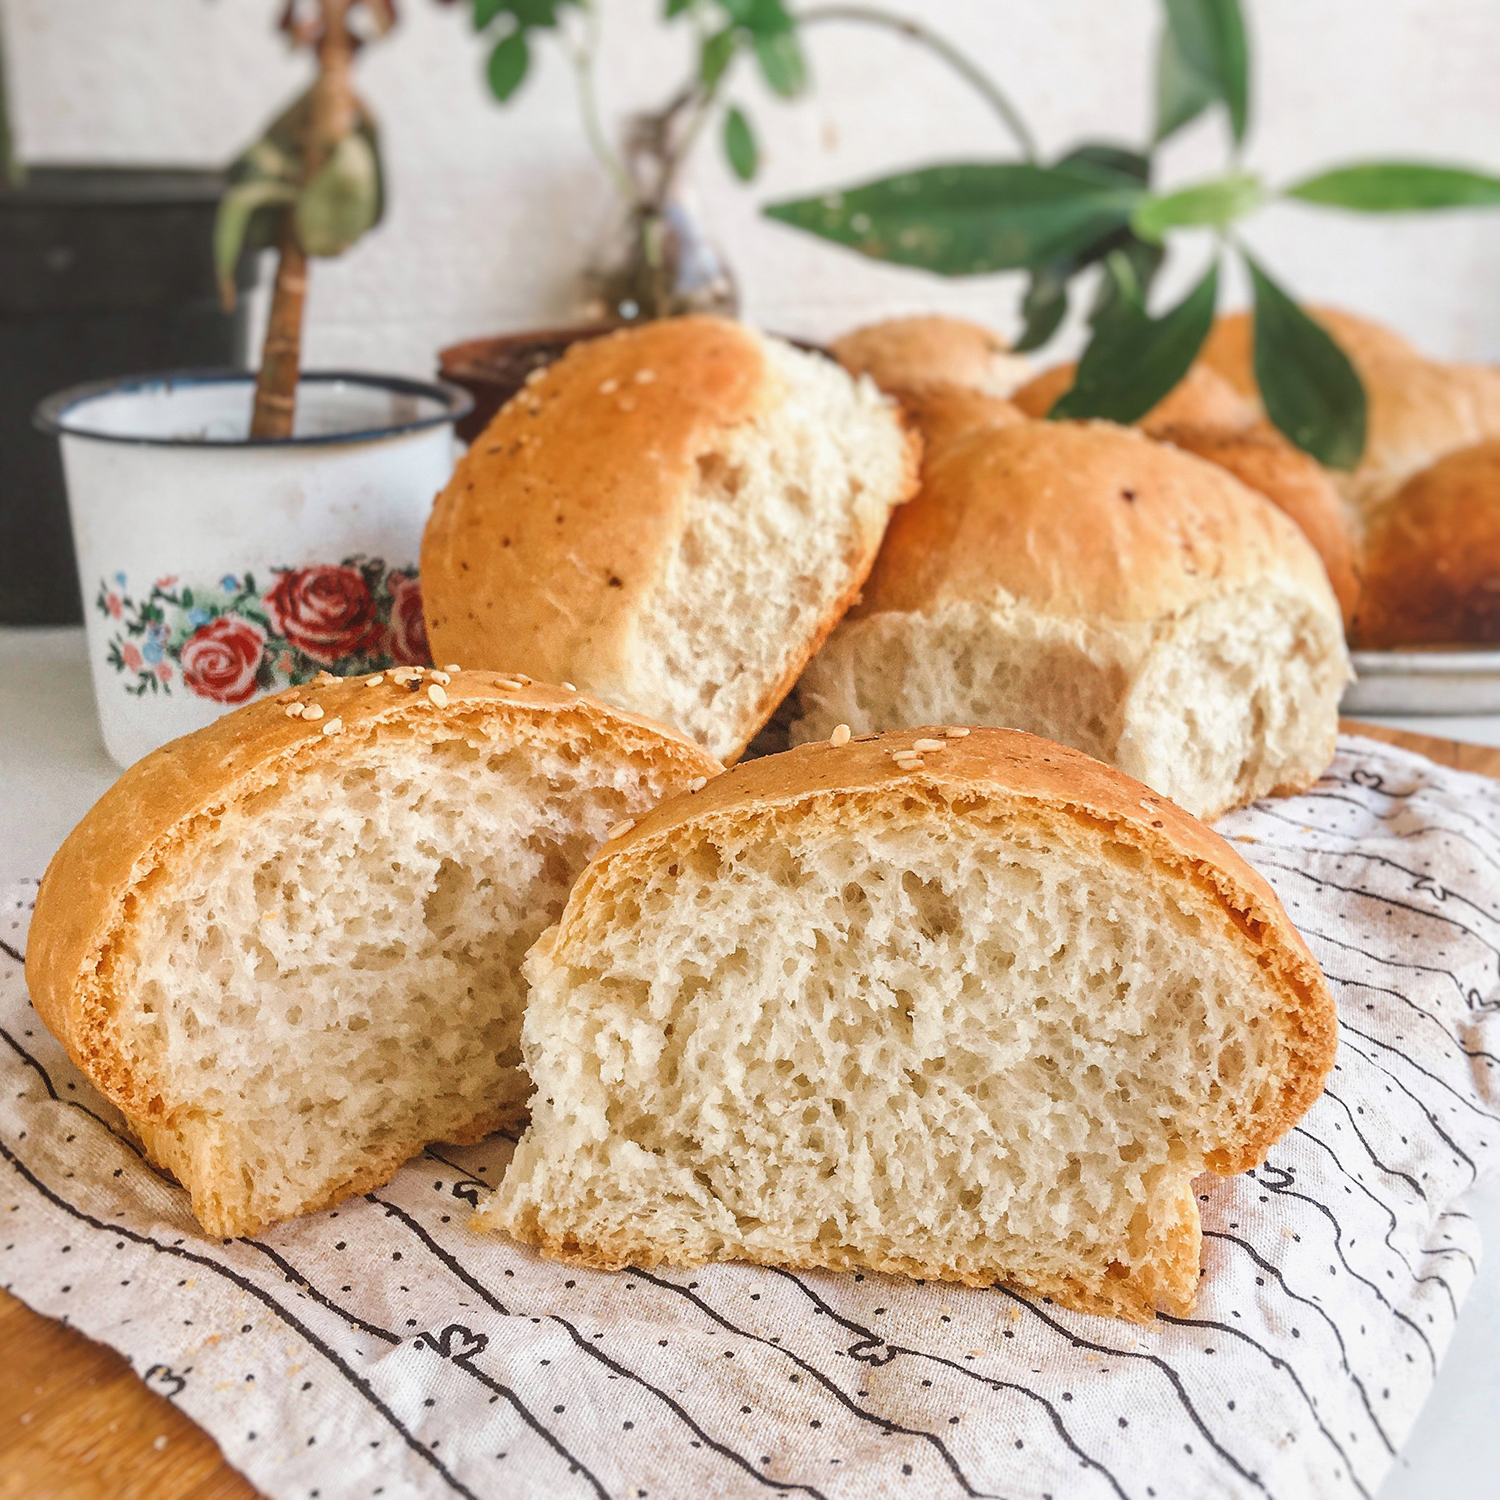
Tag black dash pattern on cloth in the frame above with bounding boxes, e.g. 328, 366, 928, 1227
0, 733, 1497, 1499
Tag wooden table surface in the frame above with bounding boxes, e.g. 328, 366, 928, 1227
2, 719, 1496, 1500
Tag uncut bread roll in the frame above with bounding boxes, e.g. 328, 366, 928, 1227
791, 421, 1350, 820
1011, 361, 1258, 436
484, 728, 1337, 1322
831, 314, 1031, 400
421, 316, 919, 764
25, 669, 720, 1238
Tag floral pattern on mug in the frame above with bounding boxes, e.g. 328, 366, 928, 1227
97, 559, 431, 702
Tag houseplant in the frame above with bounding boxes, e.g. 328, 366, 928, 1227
0, 4, 252, 625
440, 0, 1036, 434
34, 0, 471, 768
766, 0, 1500, 469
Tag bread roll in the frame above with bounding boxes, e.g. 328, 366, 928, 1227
484, 727, 1336, 1322
25, 670, 720, 1237
892, 382, 1027, 454
831, 314, 1031, 400
422, 317, 919, 764
791, 421, 1350, 820
1354, 440, 1500, 646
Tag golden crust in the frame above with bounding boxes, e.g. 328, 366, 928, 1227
1011, 361, 1257, 436
892, 382, 1028, 454
511, 727, 1337, 1319
420, 315, 919, 764
831, 314, 1025, 398
25, 671, 722, 1236
1155, 420, 1362, 627
1353, 439, 1500, 646
847, 419, 1340, 625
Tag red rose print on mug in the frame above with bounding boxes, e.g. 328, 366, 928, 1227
387, 571, 432, 667
179, 614, 266, 704
264, 564, 384, 666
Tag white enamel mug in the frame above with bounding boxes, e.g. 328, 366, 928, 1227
35, 369, 471, 768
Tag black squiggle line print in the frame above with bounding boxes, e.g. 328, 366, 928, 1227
0, 1133, 481, 1500
548, 1312, 837, 1500
0, 939, 25, 967
424, 1145, 503, 1208
418, 1335, 614, 1500
1291, 792, 1500, 880
1289, 1126, 1415, 1274
1335, 1016, 1498, 1124
624, 1264, 1097, 1500
364, 1192, 511, 1317
0, 1022, 147, 1160
1200, 1229, 1393, 1453
1156, 1308, 1373, 1495
1251, 1173, 1437, 1372
1319, 1086, 1426, 1198
239, 1241, 401, 1345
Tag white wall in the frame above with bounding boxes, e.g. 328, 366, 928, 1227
7, 0, 1500, 374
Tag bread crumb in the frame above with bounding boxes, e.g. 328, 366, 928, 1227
276, 690, 301, 703
607, 819, 636, 840
321, 717, 343, 736
829, 724, 851, 747
301, 704, 324, 722
284, 703, 305, 719
427, 683, 449, 707
912, 738, 946, 753
944, 727, 971, 738
315, 670, 339, 685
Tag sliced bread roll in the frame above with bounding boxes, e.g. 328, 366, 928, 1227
791, 421, 1351, 820
421, 316, 920, 764
26, 669, 720, 1237
484, 728, 1336, 1322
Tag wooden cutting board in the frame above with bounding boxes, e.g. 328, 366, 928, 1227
2, 720, 1495, 1500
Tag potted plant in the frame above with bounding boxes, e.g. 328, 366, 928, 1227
33, 0, 471, 770
438, 0, 1036, 436
765, 0, 1500, 471
0, 4, 254, 625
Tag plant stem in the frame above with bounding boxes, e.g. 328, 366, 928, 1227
564, 0, 638, 206
251, 0, 357, 440
796, 3, 1038, 162
0, 9, 26, 190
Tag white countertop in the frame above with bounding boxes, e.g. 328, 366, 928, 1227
1, 624, 1497, 1497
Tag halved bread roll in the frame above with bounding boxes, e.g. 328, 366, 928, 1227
421, 316, 920, 764
26, 670, 720, 1237
791, 421, 1350, 820
483, 728, 1336, 1322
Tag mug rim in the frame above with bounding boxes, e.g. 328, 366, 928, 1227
33, 367, 475, 449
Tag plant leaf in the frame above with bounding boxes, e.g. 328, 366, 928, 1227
1161, 0, 1248, 143
700, 27, 738, 89
1015, 262, 1072, 353
486, 28, 530, 101
753, 27, 806, 97
1131, 170, 1261, 241
473, 0, 508, 28
214, 178, 295, 308
1056, 141, 1152, 185
1287, 161, 1500, 212
1247, 254, 1366, 468
295, 131, 382, 257
1050, 255, 1219, 423
723, 105, 758, 181
764, 161, 1145, 277
508, 0, 561, 24
1089, 233, 1165, 319
1154, 23, 1216, 144
664, 0, 693, 13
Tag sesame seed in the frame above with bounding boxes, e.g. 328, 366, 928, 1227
302, 703, 325, 722
284, 703, 305, 718
443, 663, 461, 672
495, 677, 524, 691
607, 819, 636, 840
893, 753, 923, 769
912, 738, 946, 753
944, 727, 971, 738
617, 396, 636, 413
513, 673, 533, 685
524, 368, 547, 386
599, 378, 619, 394
427, 683, 449, 707
365, 675, 384, 687
635, 368, 656, 384
561, 681, 577, 692
829, 724, 852, 747
429, 670, 451, 685
315, 670, 339, 685
688, 776, 708, 793
321, 717, 343, 736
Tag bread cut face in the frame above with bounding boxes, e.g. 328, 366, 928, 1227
792, 422, 1350, 821
484, 729, 1336, 1322
421, 317, 919, 764
25, 673, 720, 1238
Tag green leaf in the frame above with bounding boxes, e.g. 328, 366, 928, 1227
1056, 142, 1152, 185
295, 131, 382, 257
487, 28, 530, 101
753, 27, 805, 97
700, 27, 738, 89
1247, 254, 1366, 468
473, 0, 508, 29
723, 105, 758, 181
1131, 170, 1261, 241
764, 161, 1145, 277
1050, 255, 1219, 423
1154, 23, 1216, 143
1089, 233, 1165, 318
1286, 161, 1500, 212
214, 177, 295, 307
664, 0, 694, 13
1161, 0, 1249, 143
1014, 263, 1072, 353
508, 0, 562, 24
